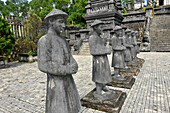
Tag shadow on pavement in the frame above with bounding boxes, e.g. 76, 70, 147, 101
0, 61, 27, 69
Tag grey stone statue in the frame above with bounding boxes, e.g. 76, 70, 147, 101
131, 30, 138, 59
111, 26, 127, 81
89, 20, 114, 100
126, 29, 138, 65
130, 30, 136, 59
122, 26, 132, 70
37, 8, 81, 113
134, 31, 141, 59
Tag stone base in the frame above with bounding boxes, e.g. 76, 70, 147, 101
134, 58, 145, 67
81, 89, 126, 113
120, 67, 140, 76
128, 62, 141, 69
129, 58, 145, 69
107, 76, 135, 89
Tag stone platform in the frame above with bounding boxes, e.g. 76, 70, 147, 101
107, 76, 135, 89
1, 53, 170, 113
120, 67, 140, 76
81, 89, 126, 113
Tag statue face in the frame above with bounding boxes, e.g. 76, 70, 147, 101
50, 18, 66, 34
117, 29, 123, 37
95, 24, 103, 35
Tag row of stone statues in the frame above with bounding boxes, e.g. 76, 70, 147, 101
89, 20, 141, 101
37, 9, 142, 113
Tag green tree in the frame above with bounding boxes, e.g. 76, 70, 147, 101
121, 0, 135, 9
0, 0, 30, 17
0, 17, 15, 57
23, 11, 42, 52
54, 0, 71, 13
30, 0, 54, 20
67, 0, 87, 26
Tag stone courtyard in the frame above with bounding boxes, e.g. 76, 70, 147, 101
0, 52, 170, 113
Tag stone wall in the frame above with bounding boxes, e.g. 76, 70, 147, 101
150, 15, 170, 51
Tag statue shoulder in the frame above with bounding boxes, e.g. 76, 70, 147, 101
38, 34, 51, 45
89, 34, 97, 40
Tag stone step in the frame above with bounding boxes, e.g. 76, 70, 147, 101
78, 42, 91, 55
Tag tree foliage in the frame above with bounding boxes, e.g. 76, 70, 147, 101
29, 0, 87, 26
67, 0, 87, 26
22, 11, 42, 52
0, 0, 29, 18
0, 17, 15, 57
121, 0, 135, 9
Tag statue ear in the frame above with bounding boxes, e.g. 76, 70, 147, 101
48, 18, 53, 25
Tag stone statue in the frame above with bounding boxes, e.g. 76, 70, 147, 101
130, 30, 136, 59
133, 31, 139, 58
122, 26, 132, 70
37, 8, 81, 113
89, 20, 114, 100
126, 29, 138, 65
111, 26, 127, 80
136, 31, 141, 55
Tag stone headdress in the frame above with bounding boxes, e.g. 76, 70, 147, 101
114, 26, 122, 31
44, 8, 68, 21
91, 20, 104, 27
125, 29, 131, 33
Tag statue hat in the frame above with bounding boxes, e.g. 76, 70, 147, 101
110, 30, 115, 34
125, 29, 131, 33
114, 26, 122, 31
44, 8, 68, 21
91, 20, 104, 27
131, 30, 135, 34
121, 25, 127, 30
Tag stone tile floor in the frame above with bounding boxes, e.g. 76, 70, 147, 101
0, 52, 170, 113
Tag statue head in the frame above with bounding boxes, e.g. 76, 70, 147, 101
44, 8, 68, 35
114, 26, 123, 37
122, 25, 127, 36
135, 31, 139, 37
131, 30, 135, 36
125, 29, 131, 37
91, 20, 104, 35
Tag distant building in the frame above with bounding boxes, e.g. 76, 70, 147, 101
155, 0, 170, 6
134, 0, 144, 9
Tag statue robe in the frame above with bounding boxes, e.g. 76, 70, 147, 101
123, 35, 132, 62
38, 29, 81, 113
111, 35, 125, 69
89, 33, 112, 84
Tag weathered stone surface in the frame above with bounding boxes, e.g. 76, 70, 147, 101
120, 67, 140, 76
1, 53, 170, 113
150, 15, 170, 52
81, 89, 126, 113
107, 76, 135, 89
37, 8, 81, 113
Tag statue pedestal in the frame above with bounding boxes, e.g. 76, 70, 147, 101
128, 58, 145, 69
121, 58, 145, 76
120, 67, 140, 76
133, 58, 145, 67
107, 76, 135, 89
81, 89, 126, 113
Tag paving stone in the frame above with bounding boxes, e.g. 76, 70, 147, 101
0, 52, 170, 112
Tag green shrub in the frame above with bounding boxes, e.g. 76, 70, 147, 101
0, 17, 15, 58
122, 6, 127, 13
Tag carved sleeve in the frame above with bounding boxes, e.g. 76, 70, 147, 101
89, 35, 110, 55
38, 37, 72, 75
110, 36, 117, 50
